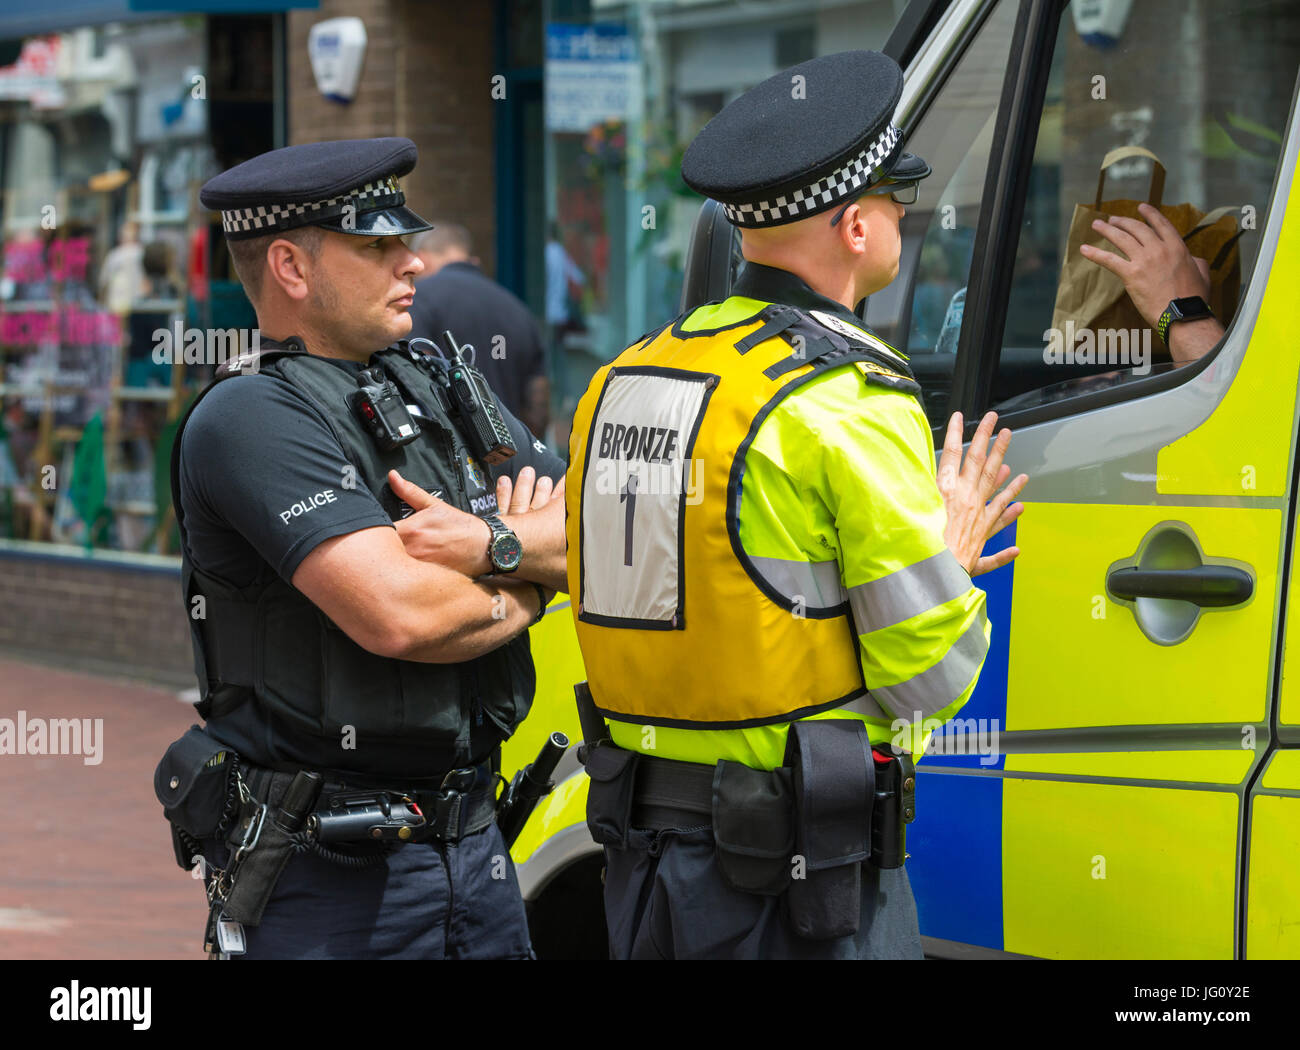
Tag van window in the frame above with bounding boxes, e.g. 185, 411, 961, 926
861, 0, 1020, 428
991, 0, 1299, 411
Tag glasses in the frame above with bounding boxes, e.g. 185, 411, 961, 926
829, 181, 920, 225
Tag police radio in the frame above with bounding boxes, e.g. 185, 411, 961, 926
409, 332, 517, 465
347, 365, 421, 451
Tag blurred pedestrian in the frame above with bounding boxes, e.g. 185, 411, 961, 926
408, 223, 551, 440
545, 221, 585, 348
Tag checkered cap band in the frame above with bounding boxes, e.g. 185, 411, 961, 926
220, 175, 403, 237
722, 124, 902, 228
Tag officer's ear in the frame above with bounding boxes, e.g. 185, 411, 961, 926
834, 201, 871, 256
265, 237, 314, 302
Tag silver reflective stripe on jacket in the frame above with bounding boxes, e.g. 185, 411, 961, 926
847, 548, 972, 635
748, 555, 847, 611
837, 689, 893, 722
869, 611, 990, 719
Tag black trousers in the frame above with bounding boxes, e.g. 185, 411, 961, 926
602, 825, 925, 960
199, 821, 533, 960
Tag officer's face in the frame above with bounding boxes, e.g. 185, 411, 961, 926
309, 232, 424, 353
854, 195, 905, 296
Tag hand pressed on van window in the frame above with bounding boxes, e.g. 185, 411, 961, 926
937, 411, 1027, 577
1080, 202, 1225, 365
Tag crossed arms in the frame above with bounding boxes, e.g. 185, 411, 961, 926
292, 466, 567, 663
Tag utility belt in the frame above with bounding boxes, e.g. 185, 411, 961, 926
233, 761, 499, 853
577, 689, 916, 942
154, 725, 496, 954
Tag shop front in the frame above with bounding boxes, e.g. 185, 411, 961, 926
0, 6, 287, 680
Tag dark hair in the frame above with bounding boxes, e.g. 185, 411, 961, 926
225, 225, 324, 304
142, 241, 173, 278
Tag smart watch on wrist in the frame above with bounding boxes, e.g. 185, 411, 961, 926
1157, 296, 1214, 347
483, 513, 523, 573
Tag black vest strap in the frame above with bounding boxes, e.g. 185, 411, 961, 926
760, 311, 853, 378
756, 310, 923, 399
630, 318, 674, 352
170, 378, 225, 712
733, 305, 803, 354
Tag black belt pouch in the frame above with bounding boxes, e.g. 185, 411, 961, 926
581, 742, 639, 849
711, 760, 794, 895
220, 772, 298, 927
154, 724, 236, 870
782, 720, 875, 940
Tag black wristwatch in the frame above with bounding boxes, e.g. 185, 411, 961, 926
1157, 296, 1214, 347
483, 513, 523, 573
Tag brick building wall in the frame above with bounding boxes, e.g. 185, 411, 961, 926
0, 550, 194, 688
288, 0, 499, 276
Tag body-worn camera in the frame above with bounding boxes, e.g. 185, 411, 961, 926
347, 366, 421, 451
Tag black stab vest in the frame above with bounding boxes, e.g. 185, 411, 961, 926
170, 339, 533, 780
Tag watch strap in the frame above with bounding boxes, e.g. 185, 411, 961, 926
1157, 307, 1175, 347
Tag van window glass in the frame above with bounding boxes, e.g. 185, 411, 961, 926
991, 0, 1299, 412
860, 0, 1020, 429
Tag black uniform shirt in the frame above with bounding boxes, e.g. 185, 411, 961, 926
179, 340, 565, 589
406, 261, 547, 421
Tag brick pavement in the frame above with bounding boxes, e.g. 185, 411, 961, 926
0, 657, 203, 959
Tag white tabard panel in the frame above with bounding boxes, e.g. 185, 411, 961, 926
580, 368, 713, 626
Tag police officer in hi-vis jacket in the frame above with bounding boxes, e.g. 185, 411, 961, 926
566, 51, 1028, 960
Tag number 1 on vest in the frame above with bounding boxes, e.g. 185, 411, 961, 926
620, 471, 639, 567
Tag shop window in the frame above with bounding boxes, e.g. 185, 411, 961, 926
0, 15, 277, 555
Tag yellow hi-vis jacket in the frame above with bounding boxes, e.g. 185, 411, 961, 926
566, 291, 990, 770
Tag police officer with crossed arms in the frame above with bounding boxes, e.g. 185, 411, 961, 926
155, 138, 567, 959
566, 51, 1028, 959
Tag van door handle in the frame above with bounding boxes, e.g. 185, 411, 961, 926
1105, 565, 1253, 608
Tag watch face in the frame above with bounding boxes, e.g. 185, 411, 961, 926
491, 532, 523, 571
1170, 297, 1211, 320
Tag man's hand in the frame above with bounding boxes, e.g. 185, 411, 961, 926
392, 465, 569, 592
1080, 203, 1209, 326
937, 411, 1027, 576
496, 464, 563, 513
1079, 203, 1225, 363
495, 465, 568, 592
390, 470, 493, 578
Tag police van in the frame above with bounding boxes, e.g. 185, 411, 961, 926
505, 0, 1300, 959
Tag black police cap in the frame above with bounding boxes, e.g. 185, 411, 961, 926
681, 51, 932, 229
200, 137, 434, 241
